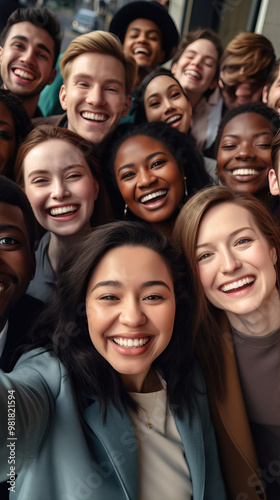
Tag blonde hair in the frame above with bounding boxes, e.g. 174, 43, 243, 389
60, 30, 136, 93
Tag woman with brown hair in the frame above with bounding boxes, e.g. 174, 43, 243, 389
173, 186, 280, 500
14, 124, 112, 302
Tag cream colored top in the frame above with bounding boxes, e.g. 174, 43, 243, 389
129, 384, 192, 500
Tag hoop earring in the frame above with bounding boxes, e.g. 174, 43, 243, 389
124, 204, 128, 217
184, 177, 188, 198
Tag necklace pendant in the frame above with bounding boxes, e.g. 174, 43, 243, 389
147, 422, 154, 429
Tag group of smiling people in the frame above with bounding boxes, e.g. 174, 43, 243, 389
0, 2, 280, 500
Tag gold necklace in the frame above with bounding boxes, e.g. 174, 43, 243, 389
139, 392, 158, 429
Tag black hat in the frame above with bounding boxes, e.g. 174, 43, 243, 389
109, 1, 179, 63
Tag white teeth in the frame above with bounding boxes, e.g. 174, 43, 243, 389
184, 70, 200, 79
14, 69, 34, 80
50, 205, 78, 216
134, 47, 149, 55
166, 114, 181, 124
140, 190, 167, 204
221, 276, 254, 292
81, 112, 107, 122
232, 169, 260, 176
113, 337, 150, 348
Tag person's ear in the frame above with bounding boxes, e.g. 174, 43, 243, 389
59, 84, 67, 111
121, 94, 132, 118
209, 78, 217, 90
93, 180, 99, 201
218, 78, 224, 89
171, 61, 177, 75
269, 168, 280, 196
270, 246, 277, 266
262, 85, 268, 104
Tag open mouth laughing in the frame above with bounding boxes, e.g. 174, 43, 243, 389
184, 69, 201, 80
139, 190, 168, 205
133, 46, 151, 57
13, 68, 35, 81
112, 336, 151, 348
48, 205, 79, 216
220, 276, 255, 293
81, 112, 108, 123
165, 114, 182, 126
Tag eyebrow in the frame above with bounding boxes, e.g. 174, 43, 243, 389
91, 280, 171, 292
196, 226, 255, 249
0, 224, 24, 235
127, 27, 161, 35
73, 73, 124, 86
0, 120, 13, 128
146, 84, 181, 101
11, 35, 52, 57
222, 131, 274, 140
27, 164, 87, 179
117, 151, 167, 174
185, 49, 216, 61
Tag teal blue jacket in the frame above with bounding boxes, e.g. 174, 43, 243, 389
0, 350, 226, 499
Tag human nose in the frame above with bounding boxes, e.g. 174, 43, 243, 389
19, 46, 36, 67
235, 141, 256, 161
50, 180, 70, 200
235, 82, 252, 97
119, 298, 146, 327
85, 85, 105, 106
190, 54, 203, 67
163, 97, 176, 114
219, 248, 241, 274
137, 167, 157, 187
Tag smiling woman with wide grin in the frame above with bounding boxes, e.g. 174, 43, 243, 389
174, 185, 280, 500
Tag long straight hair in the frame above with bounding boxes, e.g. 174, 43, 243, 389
173, 186, 280, 397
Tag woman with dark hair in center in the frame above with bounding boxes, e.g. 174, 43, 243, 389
103, 121, 211, 236
0, 221, 226, 499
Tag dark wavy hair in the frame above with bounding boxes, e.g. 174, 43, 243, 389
30, 221, 194, 419
102, 121, 211, 219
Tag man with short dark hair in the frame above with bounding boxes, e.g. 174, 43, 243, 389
0, 7, 62, 118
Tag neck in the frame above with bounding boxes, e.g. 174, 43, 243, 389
226, 287, 280, 337
122, 367, 162, 393
185, 90, 204, 110
18, 94, 39, 118
135, 66, 153, 87
48, 227, 91, 273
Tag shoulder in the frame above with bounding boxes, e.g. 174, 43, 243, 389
10, 349, 67, 396
31, 113, 67, 128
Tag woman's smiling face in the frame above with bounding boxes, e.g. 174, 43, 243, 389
217, 112, 274, 195
114, 135, 184, 223
23, 139, 99, 236
85, 245, 176, 392
196, 202, 277, 324
144, 75, 192, 134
